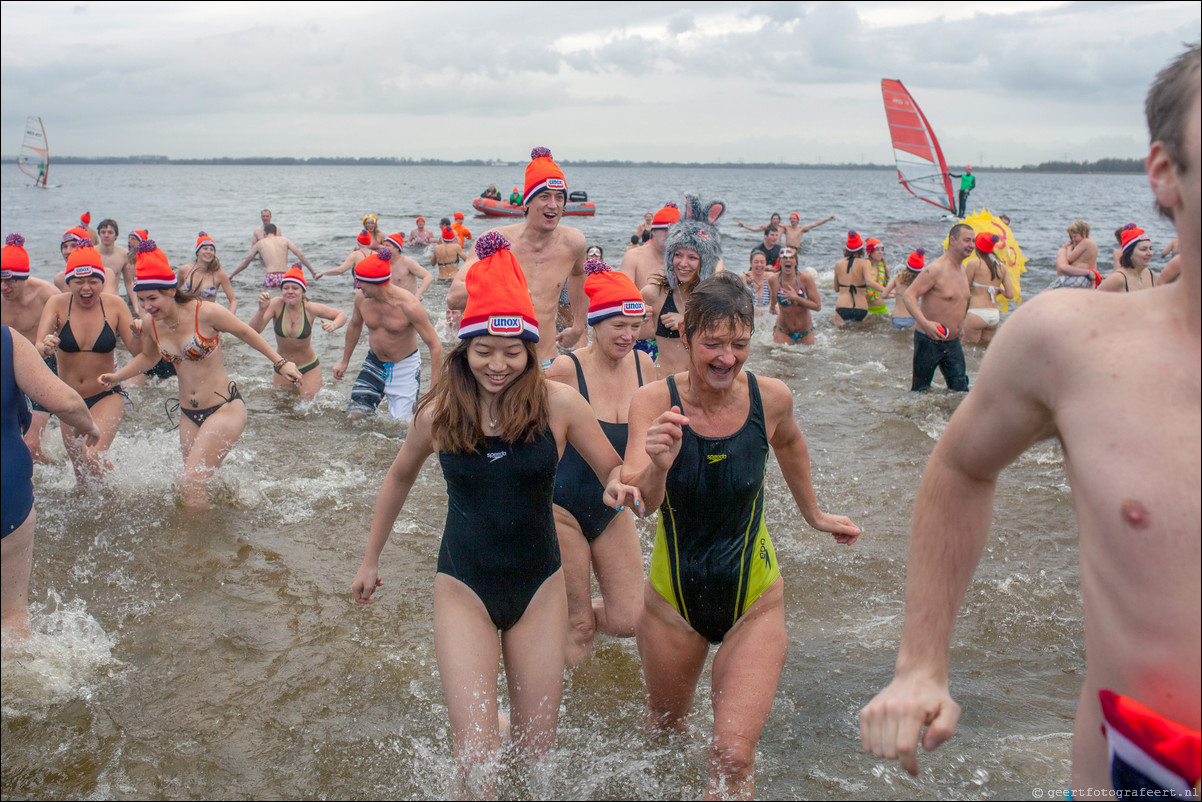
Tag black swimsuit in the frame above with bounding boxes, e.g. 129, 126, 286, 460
58, 296, 117, 353
553, 353, 644, 542
836, 260, 869, 322
437, 427, 561, 631
656, 291, 682, 339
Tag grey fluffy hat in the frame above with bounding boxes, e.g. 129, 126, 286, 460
664, 194, 726, 291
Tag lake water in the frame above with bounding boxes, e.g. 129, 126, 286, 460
0, 162, 1177, 799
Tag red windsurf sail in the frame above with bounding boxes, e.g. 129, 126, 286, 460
881, 80, 955, 214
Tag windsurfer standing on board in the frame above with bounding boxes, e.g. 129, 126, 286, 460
947, 166, 976, 218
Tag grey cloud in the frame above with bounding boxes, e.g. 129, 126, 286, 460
667, 12, 696, 35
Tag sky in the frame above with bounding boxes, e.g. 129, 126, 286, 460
1, 1, 1198, 167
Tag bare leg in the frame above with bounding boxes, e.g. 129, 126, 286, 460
61, 392, 124, 486
554, 505, 597, 666
297, 364, 323, 400
22, 410, 50, 463
501, 570, 567, 761
636, 581, 709, 732
961, 311, 986, 344
1, 509, 35, 642
178, 399, 247, 509
589, 512, 643, 640
433, 573, 504, 800
705, 581, 788, 800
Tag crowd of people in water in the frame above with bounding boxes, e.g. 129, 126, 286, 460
3, 45, 1199, 801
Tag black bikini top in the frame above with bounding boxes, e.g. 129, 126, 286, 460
58, 296, 117, 354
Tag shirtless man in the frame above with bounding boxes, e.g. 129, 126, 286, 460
55, 227, 117, 294
407, 217, 434, 248
448, 147, 588, 366
431, 227, 469, 281
385, 233, 433, 298
332, 249, 442, 422
862, 47, 1200, 797
779, 212, 835, 249
95, 219, 130, 305
229, 224, 316, 288
900, 223, 974, 391
1049, 219, 1100, 288
1, 234, 60, 461
252, 209, 277, 244
620, 203, 679, 290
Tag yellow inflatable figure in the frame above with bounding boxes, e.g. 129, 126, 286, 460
943, 209, 1028, 311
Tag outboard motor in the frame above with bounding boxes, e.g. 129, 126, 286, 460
568, 190, 588, 203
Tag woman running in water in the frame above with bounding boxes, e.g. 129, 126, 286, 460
35, 240, 139, 486
99, 241, 302, 508
179, 232, 237, 314
546, 257, 652, 666
962, 233, 1016, 345
248, 265, 347, 399
352, 232, 640, 798
623, 272, 859, 798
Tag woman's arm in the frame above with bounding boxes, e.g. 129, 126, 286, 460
761, 376, 860, 542
99, 315, 160, 386
12, 331, 99, 444
554, 384, 642, 513
768, 275, 779, 315
352, 408, 436, 603
33, 295, 65, 357
247, 293, 275, 334
306, 301, 348, 333
110, 294, 141, 355
999, 265, 1016, 300
619, 382, 684, 512
217, 270, 238, 315
203, 302, 301, 381
797, 272, 822, 311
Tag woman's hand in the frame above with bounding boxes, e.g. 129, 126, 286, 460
257, 291, 271, 311
351, 563, 383, 604
604, 479, 646, 518
277, 361, 302, 384
40, 332, 60, 357
645, 405, 688, 472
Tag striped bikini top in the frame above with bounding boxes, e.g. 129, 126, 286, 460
151, 303, 220, 363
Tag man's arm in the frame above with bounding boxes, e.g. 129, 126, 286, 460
901, 269, 940, 338
228, 243, 260, 279
860, 299, 1061, 776
333, 296, 364, 380
287, 241, 316, 277
404, 294, 443, 384
411, 262, 434, 299
799, 216, 835, 234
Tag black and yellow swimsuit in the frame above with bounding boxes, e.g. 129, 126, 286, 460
649, 372, 780, 643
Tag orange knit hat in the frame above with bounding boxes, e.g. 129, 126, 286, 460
846, 230, 864, 251
975, 232, 999, 254
195, 231, 216, 254
906, 248, 926, 272
1120, 225, 1149, 253
134, 240, 176, 290
281, 264, 307, 290
357, 230, 372, 246
130, 229, 149, 245
441, 226, 456, 242
585, 258, 644, 326
651, 202, 681, 230
65, 239, 105, 281
62, 226, 88, 245
459, 232, 539, 342
385, 232, 405, 251
1, 234, 30, 279
353, 248, 394, 285
523, 146, 567, 204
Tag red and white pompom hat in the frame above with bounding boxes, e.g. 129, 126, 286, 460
280, 264, 306, 290
585, 258, 645, 326
524, 146, 567, 203
458, 232, 539, 342
133, 240, 176, 291
905, 248, 926, 272
1, 234, 30, 279
64, 239, 105, 282
353, 248, 394, 286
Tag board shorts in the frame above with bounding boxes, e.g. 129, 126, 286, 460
912, 330, 968, 392
1044, 274, 1093, 290
264, 271, 286, 288
348, 348, 421, 421
634, 339, 658, 360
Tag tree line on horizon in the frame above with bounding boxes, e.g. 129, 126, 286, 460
4, 155, 1146, 173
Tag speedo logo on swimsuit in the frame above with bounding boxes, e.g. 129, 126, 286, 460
623, 301, 645, 315
487, 316, 523, 336
706, 454, 727, 465
546, 178, 566, 190
487, 450, 508, 462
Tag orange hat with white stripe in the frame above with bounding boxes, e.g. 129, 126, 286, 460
357, 230, 372, 246
906, 248, 926, 272
65, 239, 105, 282
459, 232, 539, 342
523, 146, 567, 204
385, 232, 405, 251
354, 248, 394, 285
195, 231, 216, 254
651, 202, 680, 230
585, 258, 644, 326
281, 264, 306, 290
134, 240, 176, 290
1, 234, 30, 279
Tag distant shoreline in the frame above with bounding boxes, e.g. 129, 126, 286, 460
2, 156, 1147, 174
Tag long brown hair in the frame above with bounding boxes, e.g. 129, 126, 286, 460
416, 339, 549, 454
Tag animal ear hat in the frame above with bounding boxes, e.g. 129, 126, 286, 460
663, 194, 726, 291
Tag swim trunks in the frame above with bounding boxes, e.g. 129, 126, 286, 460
437, 428, 561, 630
912, 330, 968, 392
2, 325, 34, 537
649, 373, 781, 643
264, 271, 285, 288
553, 352, 644, 542
349, 348, 421, 421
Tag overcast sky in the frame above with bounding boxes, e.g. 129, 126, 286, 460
2, 1, 1198, 167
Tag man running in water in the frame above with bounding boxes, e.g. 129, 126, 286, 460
448, 147, 588, 366
901, 225, 973, 391
230, 224, 316, 288
861, 45, 1200, 796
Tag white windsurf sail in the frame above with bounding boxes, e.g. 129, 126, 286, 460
880, 80, 955, 214
18, 116, 49, 187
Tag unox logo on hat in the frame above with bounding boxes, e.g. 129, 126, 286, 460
623, 300, 645, 316
71, 266, 97, 278
546, 178, 566, 190
488, 316, 524, 336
